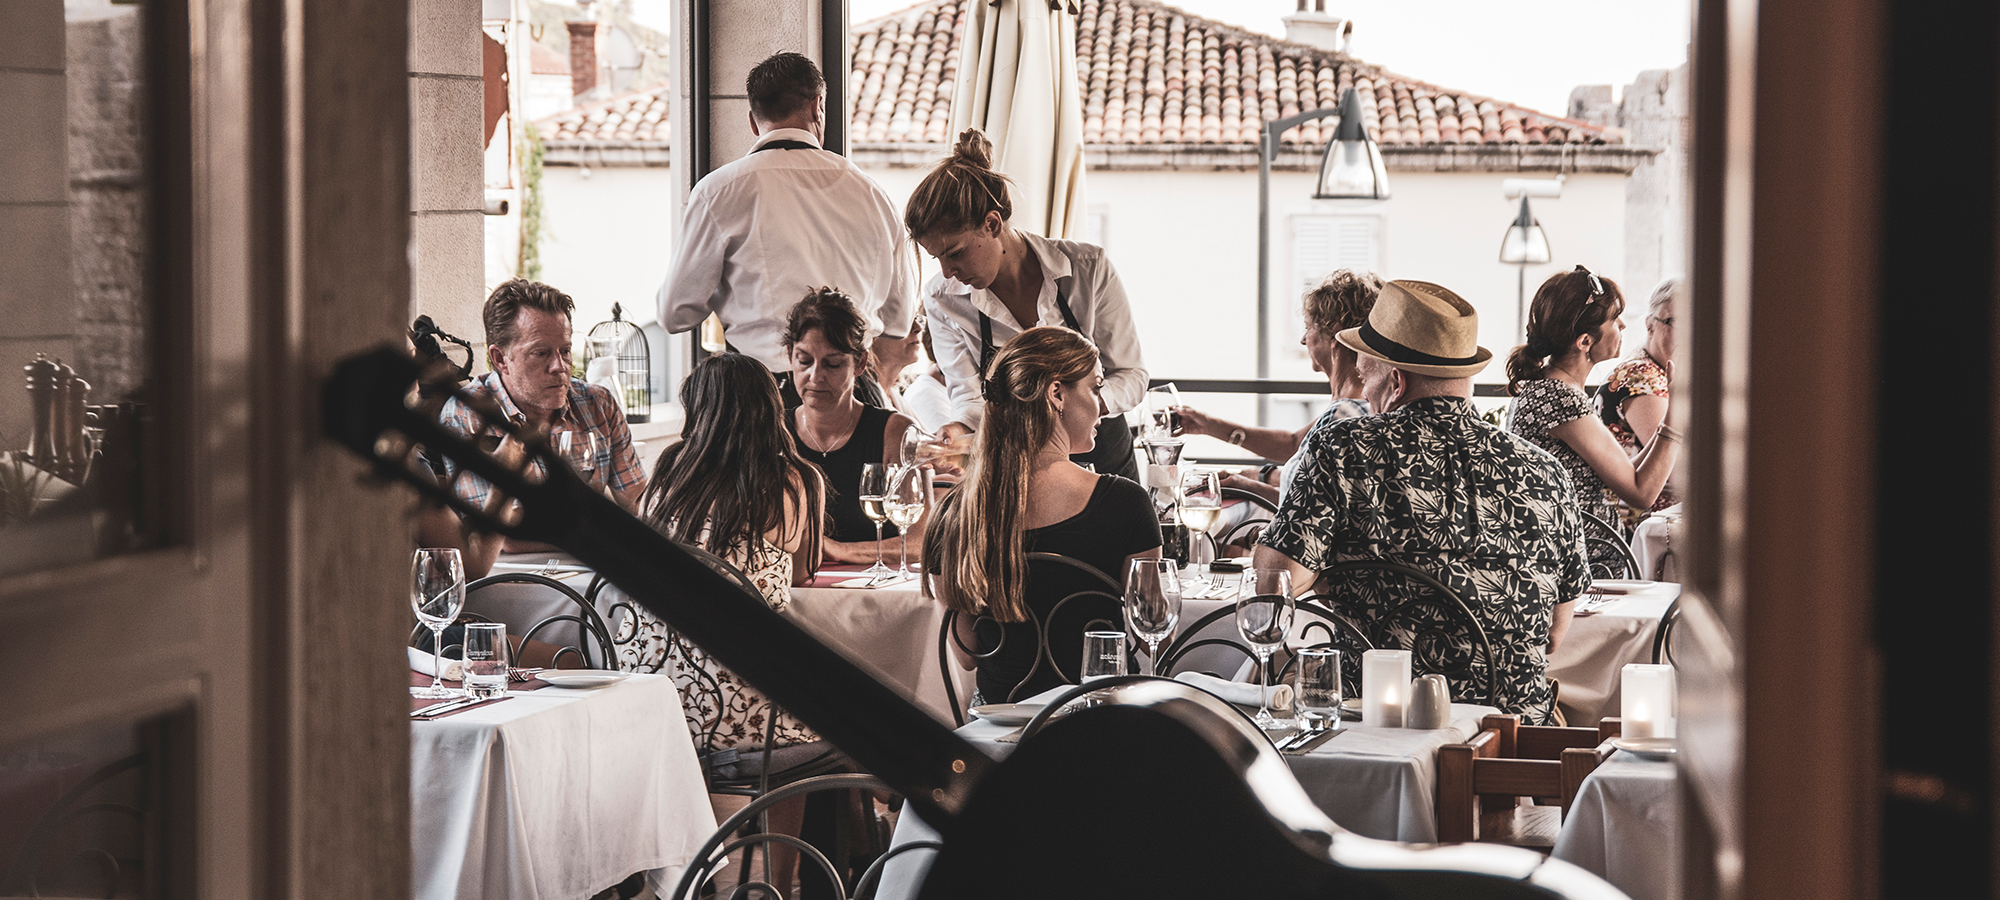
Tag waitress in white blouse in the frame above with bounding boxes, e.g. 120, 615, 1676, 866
903, 128, 1149, 483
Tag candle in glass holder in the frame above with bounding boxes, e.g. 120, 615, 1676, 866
1621, 663, 1677, 738
1362, 649, 1413, 727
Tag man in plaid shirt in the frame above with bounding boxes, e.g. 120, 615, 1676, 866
439, 280, 647, 549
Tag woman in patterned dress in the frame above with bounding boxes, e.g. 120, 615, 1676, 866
1598, 278, 1681, 522
1504, 267, 1682, 570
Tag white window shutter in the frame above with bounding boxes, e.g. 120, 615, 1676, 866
1284, 215, 1383, 361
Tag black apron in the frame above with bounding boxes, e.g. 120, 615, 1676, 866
978, 281, 1140, 483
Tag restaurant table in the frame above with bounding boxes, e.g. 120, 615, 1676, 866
789, 565, 974, 724
1547, 582, 1681, 726
483, 556, 974, 724
869, 688, 1498, 900
1552, 751, 1679, 900
409, 672, 716, 900
1628, 505, 1683, 582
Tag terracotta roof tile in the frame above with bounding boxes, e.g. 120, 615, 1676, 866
540, 0, 1617, 147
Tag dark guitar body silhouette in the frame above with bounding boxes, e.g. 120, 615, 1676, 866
323, 348, 1625, 900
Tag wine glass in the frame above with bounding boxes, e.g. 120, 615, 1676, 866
885, 464, 931, 581
1178, 469, 1222, 589
1145, 383, 1183, 441
556, 428, 602, 490
412, 547, 467, 699
1235, 567, 1295, 730
858, 463, 892, 582
1125, 558, 1182, 676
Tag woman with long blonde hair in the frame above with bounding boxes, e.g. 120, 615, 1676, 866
923, 327, 1160, 702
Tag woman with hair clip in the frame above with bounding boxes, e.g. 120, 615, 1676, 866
923, 327, 1161, 703
905, 129, 1149, 483
1504, 266, 1682, 568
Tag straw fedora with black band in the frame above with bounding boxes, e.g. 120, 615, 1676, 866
1335, 280, 1493, 378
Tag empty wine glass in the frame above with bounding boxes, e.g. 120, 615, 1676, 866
1125, 558, 1182, 675
556, 428, 602, 490
412, 547, 467, 699
1145, 383, 1183, 441
885, 464, 931, 581
858, 463, 892, 582
1235, 567, 1295, 730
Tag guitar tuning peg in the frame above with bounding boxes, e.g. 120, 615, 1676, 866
373, 430, 412, 462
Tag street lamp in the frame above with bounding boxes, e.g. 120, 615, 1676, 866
1256, 86, 1388, 423
1498, 178, 1560, 334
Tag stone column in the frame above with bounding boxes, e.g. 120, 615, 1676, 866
409, 0, 488, 357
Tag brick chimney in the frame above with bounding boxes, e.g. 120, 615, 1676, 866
1283, 0, 1353, 55
567, 20, 601, 100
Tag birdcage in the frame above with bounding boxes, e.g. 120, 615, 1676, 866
583, 302, 652, 424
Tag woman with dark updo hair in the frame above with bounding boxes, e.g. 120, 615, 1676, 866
904, 128, 1150, 483
1504, 266, 1681, 567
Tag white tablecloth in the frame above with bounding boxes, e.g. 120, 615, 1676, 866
1628, 506, 1682, 582
1547, 584, 1681, 726
870, 691, 1496, 900
789, 572, 974, 725
1552, 752, 1679, 900
410, 673, 717, 900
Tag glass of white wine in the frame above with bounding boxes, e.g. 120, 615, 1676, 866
1178, 469, 1222, 590
885, 464, 931, 581
859, 463, 893, 583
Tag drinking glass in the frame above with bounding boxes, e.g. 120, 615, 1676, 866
1081, 630, 1127, 703
1178, 469, 1222, 588
1124, 559, 1182, 675
1145, 383, 1183, 441
885, 464, 931, 580
1296, 648, 1343, 731
858, 463, 892, 582
556, 429, 602, 490
1234, 567, 1295, 729
412, 548, 467, 699
462, 622, 511, 699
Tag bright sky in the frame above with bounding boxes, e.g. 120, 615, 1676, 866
623, 0, 1690, 117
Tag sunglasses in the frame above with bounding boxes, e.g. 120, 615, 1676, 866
1575, 265, 1606, 301
1651, 315, 1676, 327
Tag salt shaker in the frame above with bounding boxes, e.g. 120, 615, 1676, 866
1406, 674, 1452, 729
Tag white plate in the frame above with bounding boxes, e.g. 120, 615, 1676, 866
1612, 737, 1678, 760
969, 703, 1045, 726
537, 669, 628, 688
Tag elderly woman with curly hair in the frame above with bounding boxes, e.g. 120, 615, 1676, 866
1176, 269, 1384, 503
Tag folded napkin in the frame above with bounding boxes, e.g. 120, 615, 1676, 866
1175, 671, 1293, 712
408, 645, 463, 682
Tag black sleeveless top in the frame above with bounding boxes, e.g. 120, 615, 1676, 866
788, 404, 899, 544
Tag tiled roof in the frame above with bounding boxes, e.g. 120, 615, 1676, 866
539, 0, 1617, 148
539, 86, 671, 142
850, 0, 1617, 147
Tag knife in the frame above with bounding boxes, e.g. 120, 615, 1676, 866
410, 696, 488, 719
1283, 726, 1345, 755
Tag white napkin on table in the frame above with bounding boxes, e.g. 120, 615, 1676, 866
1175, 671, 1293, 712
408, 645, 463, 682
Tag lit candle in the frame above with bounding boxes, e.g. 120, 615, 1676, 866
1621, 663, 1677, 739
1362, 649, 1413, 727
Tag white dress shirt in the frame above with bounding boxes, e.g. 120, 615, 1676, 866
922, 231, 1148, 430
658, 128, 915, 371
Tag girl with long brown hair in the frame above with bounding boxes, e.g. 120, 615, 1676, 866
904, 128, 1150, 483
1504, 266, 1680, 568
923, 327, 1160, 702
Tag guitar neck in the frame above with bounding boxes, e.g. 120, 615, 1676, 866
324, 348, 990, 824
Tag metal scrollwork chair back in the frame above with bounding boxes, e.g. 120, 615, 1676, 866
1652, 598, 1681, 667
1579, 511, 1642, 581
1276, 598, 1376, 685
1212, 486, 1279, 552
941, 552, 1126, 710
1154, 604, 1257, 680
1305, 560, 1501, 711
463, 571, 618, 669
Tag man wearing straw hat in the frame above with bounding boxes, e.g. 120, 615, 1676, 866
1252, 280, 1590, 725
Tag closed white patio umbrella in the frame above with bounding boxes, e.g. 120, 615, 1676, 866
949, 0, 1088, 240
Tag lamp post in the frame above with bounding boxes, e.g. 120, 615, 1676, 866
1498, 178, 1560, 341
1256, 86, 1389, 424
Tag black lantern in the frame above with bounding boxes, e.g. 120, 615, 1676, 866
584, 303, 652, 424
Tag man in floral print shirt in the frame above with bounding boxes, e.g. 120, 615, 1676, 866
1253, 280, 1589, 724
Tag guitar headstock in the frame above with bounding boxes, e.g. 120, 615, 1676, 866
322, 346, 605, 546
